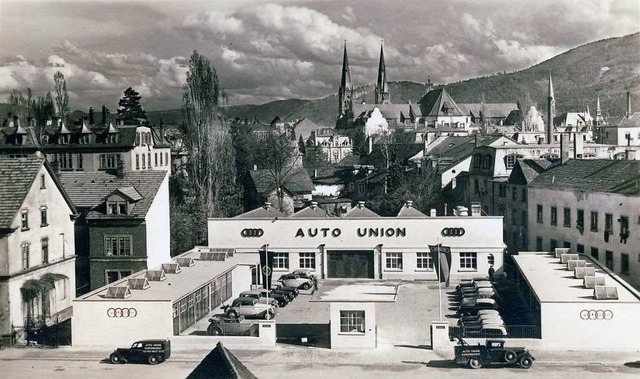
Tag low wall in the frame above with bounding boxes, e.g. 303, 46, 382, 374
173, 320, 276, 350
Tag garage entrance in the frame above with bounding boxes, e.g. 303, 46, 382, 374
326, 250, 374, 278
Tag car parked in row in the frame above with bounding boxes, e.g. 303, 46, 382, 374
223, 297, 277, 320
272, 283, 299, 298
240, 289, 289, 307
207, 315, 259, 336
278, 273, 314, 290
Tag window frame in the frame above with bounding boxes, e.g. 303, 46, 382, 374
41, 237, 49, 264
459, 252, 477, 270
104, 235, 132, 256
550, 206, 557, 226
271, 252, 289, 270
605, 250, 614, 270
21, 242, 30, 269
298, 252, 316, 269
563, 207, 571, 227
621, 253, 629, 275
21, 210, 29, 231
590, 247, 599, 260
536, 205, 543, 224
385, 252, 403, 270
40, 206, 48, 227
339, 310, 365, 334
416, 252, 433, 270
590, 211, 598, 232
99, 153, 118, 169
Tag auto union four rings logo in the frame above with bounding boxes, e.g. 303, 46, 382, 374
441, 227, 465, 237
107, 308, 138, 318
580, 309, 613, 320
241, 228, 264, 238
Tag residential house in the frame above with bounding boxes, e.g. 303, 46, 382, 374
0, 154, 76, 344
595, 112, 640, 147
310, 128, 353, 164
418, 88, 471, 131
247, 168, 315, 215
527, 160, 640, 290
58, 169, 170, 293
458, 103, 518, 126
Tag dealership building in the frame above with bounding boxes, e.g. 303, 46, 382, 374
209, 202, 506, 281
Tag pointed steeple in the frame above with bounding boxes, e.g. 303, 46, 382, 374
375, 41, 390, 104
338, 41, 353, 119
546, 73, 555, 144
594, 92, 605, 126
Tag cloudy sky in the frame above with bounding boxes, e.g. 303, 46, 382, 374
1, 0, 638, 111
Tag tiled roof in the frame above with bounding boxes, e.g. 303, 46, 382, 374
418, 88, 465, 117
233, 205, 286, 219
424, 135, 505, 166
397, 204, 427, 218
0, 155, 45, 228
458, 103, 518, 118
59, 170, 168, 219
509, 159, 556, 185
290, 205, 332, 218
344, 204, 380, 218
249, 168, 315, 196
352, 103, 418, 123
115, 186, 143, 201
529, 159, 640, 195
617, 112, 640, 127
187, 342, 258, 379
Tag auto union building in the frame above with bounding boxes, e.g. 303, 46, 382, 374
208, 201, 506, 282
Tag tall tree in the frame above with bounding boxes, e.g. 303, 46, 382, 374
117, 87, 148, 124
53, 71, 69, 122
31, 92, 55, 140
181, 50, 239, 218
8, 89, 29, 119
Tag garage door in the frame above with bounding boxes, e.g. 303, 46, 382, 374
327, 250, 374, 278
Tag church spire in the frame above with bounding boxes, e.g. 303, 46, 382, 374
338, 41, 353, 119
594, 92, 604, 126
375, 41, 390, 104
546, 73, 555, 144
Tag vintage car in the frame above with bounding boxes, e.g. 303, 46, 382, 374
291, 269, 317, 282
240, 289, 289, 307
278, 273, 313, 290
272, 283, 299, 298
456, 301, 499, 317
207, 315, 259, 336
454, 337, 534, 369
109, 339, 171, 365
224, 297, 277, 320
462, 325, 508, 338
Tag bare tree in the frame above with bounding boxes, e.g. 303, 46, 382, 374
8, 89, 30, 119
53, 71, 69, 122
181, 51, 238, 218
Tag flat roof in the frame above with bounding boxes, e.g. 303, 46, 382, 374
77, 249, 258, 302
512, 252, 640, 303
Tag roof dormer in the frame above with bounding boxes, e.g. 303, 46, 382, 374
105, 186, 143, 215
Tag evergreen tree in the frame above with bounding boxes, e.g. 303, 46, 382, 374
117, 87, 148, 124
298, 135, 306, 155
352, 126, 367, 156
53, 71, 69, 122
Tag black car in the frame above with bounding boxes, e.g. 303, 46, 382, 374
454, 337, 534, 369
272, 283, 299, 298
110, 339, 171, 365
207, 315, 258, 336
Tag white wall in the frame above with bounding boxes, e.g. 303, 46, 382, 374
330, 302, 376, 349
72, 300, 173, 347
145, 172, 171, 269
540, 302, 640, 351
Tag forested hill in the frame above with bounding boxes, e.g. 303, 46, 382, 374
221, 32, 640, 127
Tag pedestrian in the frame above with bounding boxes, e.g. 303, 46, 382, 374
488, 265, 495, 282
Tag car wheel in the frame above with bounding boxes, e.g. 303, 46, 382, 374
264, 311, 273, 320
210, 327, 223, 336
504, 350, 517, 364
110, 353, 122, 364
148, 355, 159, 365
518, 356, 533, 369
468, 358, 483, 369
302, 283, 311, 290
227, 310, 238, 319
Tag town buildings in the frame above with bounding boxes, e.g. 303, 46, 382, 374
0, 154, 77, 344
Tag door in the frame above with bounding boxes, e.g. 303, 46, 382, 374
326, 250, 374, 278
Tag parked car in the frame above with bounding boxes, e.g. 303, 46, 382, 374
224, 297, 277, 320
207, 315, 258, 336
272, 283, 299, 298
291, 269, 317, 282
109, 339, 171, 365
456, 301, 499, 317
278, 273, 313, 290
462, 325, 508, 338
240, 289, 289, 307
453, 337, 534, 369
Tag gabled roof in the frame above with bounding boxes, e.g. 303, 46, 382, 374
420, 135, 509, 166
458, 103, 518, 118
233, 205, 286, 219
113, 186, 143, 201
290, 204, 331, 218
58, 170, 168, 219
293, 118, 320, 141
352, 103, 418, 123
418, 88, 465, 117
617, 112, 640, 127
0, 154, 76, 230
187, 342, 257, 379
249, 168, 315, 196
508, 158, 556, 185
397, 203, 427, 218
529, 159, 640, 195
344, 203, 380, 218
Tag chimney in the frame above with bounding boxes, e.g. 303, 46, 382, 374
560, 133, 571, 164
253, 164, 258, 171
89, 107, 94, 125
102, 105, 107, 126
573, 133, 584, 159
627, 91, 631, 118
116, 157, 125, 178
264, 202, 271, 209
367, 136, 373, 154
313, 169, 318, 178
470, 202, 482, 216
430, 209, 437, 217
310, 201, 318, 209
405, 200, 413, 208
357, 201, 365, 209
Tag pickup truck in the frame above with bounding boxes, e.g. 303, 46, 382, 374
453, 337, 534, 369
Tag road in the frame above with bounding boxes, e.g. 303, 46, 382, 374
2, 355, 639, 379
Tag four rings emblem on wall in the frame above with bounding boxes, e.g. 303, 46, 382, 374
241, 228, 264, 238
441, 227, 465, 237
579, 309, 613, 320
107, 308, 138, 318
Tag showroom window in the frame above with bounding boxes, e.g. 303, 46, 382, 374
385, 252, 403, 270
416, 252, 433, 270
340, 310, 365, 333
459, 252, 477, 270
272, 253, 289, 269
299, 253, 316, 269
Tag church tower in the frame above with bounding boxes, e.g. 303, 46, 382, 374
375, 42, 390, 104
338, 42, 353, 119
594, 92, 605, 126
546, 73, 555, 144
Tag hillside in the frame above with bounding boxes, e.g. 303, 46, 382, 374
227, 32, 640, 126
